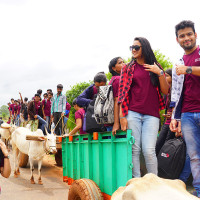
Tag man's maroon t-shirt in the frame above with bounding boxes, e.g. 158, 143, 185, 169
34, 101, 41, 115
182, 46, 200, 113
42, 99, 51, 116
128, 63, 160, 118
10, 104, 15, 115
75, 108, 86, 135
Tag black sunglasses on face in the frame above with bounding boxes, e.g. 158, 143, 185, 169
130, 45, 142, 51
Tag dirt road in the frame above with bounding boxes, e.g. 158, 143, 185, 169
0, 152, 69, 200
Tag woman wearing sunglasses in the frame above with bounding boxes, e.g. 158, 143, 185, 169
118, 37, 169, 177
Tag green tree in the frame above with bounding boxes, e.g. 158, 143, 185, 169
153, 49, 173, 70
0, 105, 9, 119
66, 81, 92, 131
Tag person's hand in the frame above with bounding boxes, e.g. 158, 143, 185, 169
120, 117, 128, 131
19, 92, 21, 95
61, 113, 64, 117
43, 116, 46, 120
69, 132, 74, 136
170, 119, 178, 132
34, 115, 38, 119
175, 121, 182, 137
0, 140, 9, 157
63, 134, 69, 138
176, 65, 187, 75
144, 62, 161, 75
112, 123, 120, 136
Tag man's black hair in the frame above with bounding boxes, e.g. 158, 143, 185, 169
72, 98, 82, 107
47, 89, 52, 92
11, 98, 14, 101
24, 97, 28, 102
43, 93, 48, 96
108, 57, 122, 76
133, 37, 161, 87
35, 93, 40, 97
48, 92, 53, 96
0, 117, 2, 120
14, 100, 17, 102
175, 20, 195, 37
94, 72, 107, 83
165, 68, 172, 77
57, 84, 63, 89
37, 89, 42, 95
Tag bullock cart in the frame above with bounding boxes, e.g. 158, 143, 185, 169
62, 131, 196, 200
62, 130, 134, 200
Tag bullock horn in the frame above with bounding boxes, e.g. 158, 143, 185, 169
45, 127, 49, 135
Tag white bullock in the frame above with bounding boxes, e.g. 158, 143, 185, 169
0, 123, 17, 148
111, 173, 198, 200
12, 127, 57, 184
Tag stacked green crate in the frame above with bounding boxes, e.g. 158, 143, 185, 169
62, 130, 133, 196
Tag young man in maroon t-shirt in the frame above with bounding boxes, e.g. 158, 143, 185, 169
170, 20, 200, 197
42, 92, 53, 132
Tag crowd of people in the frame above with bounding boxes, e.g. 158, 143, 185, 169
3, 20, 200, 197
7, 85, 71, 136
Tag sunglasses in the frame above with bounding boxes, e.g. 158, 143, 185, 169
129, 45, 142, 51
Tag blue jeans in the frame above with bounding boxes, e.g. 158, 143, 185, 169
64, 117, 68, 126
106, 126, 112, 132
181, 112, 200, 197
126, 111, 159, 177
179, 152, 191, 182
15, 115, 20, 126
37, 115, 47, 132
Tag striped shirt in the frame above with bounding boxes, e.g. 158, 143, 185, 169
51, 93, 66, 114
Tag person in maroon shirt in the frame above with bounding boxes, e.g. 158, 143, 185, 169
170, 20, 200, 197
13, 100, 19, 125
9, 98, 15, 121
67, 98, 86, 136
106, 57, 125, 134
28, 94, 47, 132
118, 37, 169, 178
42, 92, 53, 132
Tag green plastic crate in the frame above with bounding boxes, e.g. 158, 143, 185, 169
62, 130, 134, 196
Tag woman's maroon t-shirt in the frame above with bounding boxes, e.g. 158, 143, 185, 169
75, 108, 86, 135
128, 63, 160, 118
109, 76, 120, 98
182, 46, 200, 113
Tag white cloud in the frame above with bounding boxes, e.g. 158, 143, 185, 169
0, 0, 200, 105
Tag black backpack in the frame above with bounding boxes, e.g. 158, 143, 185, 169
85, 95, 106, 133
158, 138, 186, 179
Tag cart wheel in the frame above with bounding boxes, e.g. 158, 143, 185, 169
19, 152, 29, 168
68, 179, 103, 200
55, 149, 62, 166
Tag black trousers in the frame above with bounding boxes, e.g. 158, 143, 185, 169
156, 123, 175, 156
53, 112, 63, 135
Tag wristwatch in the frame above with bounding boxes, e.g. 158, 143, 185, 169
159, 70, 164, 77
186, 66, 192, 74
4, 155, 9, 159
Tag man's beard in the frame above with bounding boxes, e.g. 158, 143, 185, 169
182, 41, 196, 51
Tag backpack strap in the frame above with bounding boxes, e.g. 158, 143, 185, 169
109, 76, 117, 86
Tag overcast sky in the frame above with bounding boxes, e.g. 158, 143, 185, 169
0, 0, 199, 106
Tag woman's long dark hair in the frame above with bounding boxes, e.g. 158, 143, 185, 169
108, 57, 122, 76
134, 37, 160, 87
